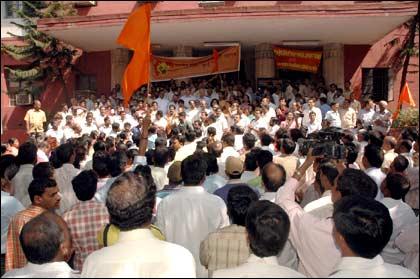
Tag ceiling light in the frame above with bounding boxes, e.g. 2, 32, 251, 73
281, 40, 321, 46
203, 41, 240, 47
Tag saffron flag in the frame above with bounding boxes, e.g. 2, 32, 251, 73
393, 82, 416, 119
117, 4, 151, 106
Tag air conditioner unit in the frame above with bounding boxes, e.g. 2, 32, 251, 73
15, 94, 33, 106
198, 1, 225, 7
71, 1, 97, 7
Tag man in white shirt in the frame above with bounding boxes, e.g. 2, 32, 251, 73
304, 162, 338, 219
302, 98, 322, 128
275, 155, 379, 278
150, 147, 170, 191
12, 142, 37, 207
325, 102, 342, 128
395, 221, 419, 276
339, 99, 357, 130
372, 101, 392, 135
82, 172, 195, 278
329, 196, 416, 278
327, 83, 338, 104
357, 99, 376, 129
46, 119, 64, 144
3, 212, 79, 278
381, 136, 398, 172
156, 154, 230, 278
363, 144, 386, 200
348, 93, 361, 113
306, 111, 322, 135
213, 200, 304, 278
81, 115, 97, 135
1, 162, 25, 269
156, 90, 169, 114
220, 133, 240, 163
53, 143, 81, 215
379, 173, 418, 265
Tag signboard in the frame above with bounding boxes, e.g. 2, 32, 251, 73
151, 46, 240, 81
273, 46, 322, 73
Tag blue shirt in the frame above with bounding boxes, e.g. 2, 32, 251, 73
213, 181, 261, 204
320, 104, 331, 119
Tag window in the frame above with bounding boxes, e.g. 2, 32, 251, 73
362, 68, 391, 102
4, 1, 22, 19
76, 74, 97, 91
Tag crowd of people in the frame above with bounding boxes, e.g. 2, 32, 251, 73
0, 75, 419, 278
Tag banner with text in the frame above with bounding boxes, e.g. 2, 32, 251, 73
151, 46, 240, 81
273, 46, 322, 73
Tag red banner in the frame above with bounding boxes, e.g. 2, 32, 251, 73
273, 46, 322, 73
151, 46, 240, 81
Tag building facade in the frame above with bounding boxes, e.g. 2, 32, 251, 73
1, 1, 419, 141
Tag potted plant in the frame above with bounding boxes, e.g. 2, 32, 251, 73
389, 107, 419, 138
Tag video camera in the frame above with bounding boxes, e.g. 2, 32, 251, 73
298, 127, 346, 160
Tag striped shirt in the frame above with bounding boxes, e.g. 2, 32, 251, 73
5, 205, 45, 271
63, 201, 109, 271
200, 224, 250, 277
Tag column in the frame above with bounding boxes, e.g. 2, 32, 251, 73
323, 43, 344, 88
255, 43, 275, 80
173, 45, 193, 85
110, 48, 130, 90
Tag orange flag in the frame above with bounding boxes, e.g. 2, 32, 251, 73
117, 4, 151, 107
393, 82, 416, 119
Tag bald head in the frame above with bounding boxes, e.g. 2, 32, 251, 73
208, 141, 223, 158
383, 136, 397, 151
261, 163, 287, 192
378, 101, 388, 112
19, 212, 69, 264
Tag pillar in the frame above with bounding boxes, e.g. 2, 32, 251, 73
173, 45, 193, 85
323, 43, 344, 88
255, 43, 275, 80
110, 48, 130, 90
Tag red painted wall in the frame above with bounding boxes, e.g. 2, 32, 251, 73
1, 50, 111, 142
347, 24, 419, 112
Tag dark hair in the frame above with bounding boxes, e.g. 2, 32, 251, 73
227, 186, 258, 226
256, 150, 273, 169
246, 200, 290, 257
207, 127, 217, 137
106, 172, 156, 231
185, 130, 196, 143
208, 141, 223, 158
181, 154, 207, 186
92, 151, 111, 178
243, 133, 257, 150
391, 155, 409, 173
203, 153, 219, 175
397, 140, 413, 153
319, 162, 339, 187
73, 145, 87, 169
364, 144, 384, 168
155, 137, 167, 148
33, 162, 54, 180
289, 129, 304, 143
93, 140, 107, 152
244, 149, 259, 171
222, 132, 235, 147
16, 142, 37, 165
55, 143, 75, 167
345, 143, 358, 165
28, 178, 58, 203
153, 147, 169, 167
19, 213, 63, 264
383, 173, 410, 200
145, 149, 155, 166
0, 155, 17, 179
260, 133, 272, 147
72, 170, 98, 201
368, 131, 385, 148
333, 196, 393, 259
336, 169, 378, 199
280, 138, 296, 155
261, 163, 286, 192
109, 151, 128, 177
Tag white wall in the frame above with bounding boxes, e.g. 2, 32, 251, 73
1, 1, 24, 38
